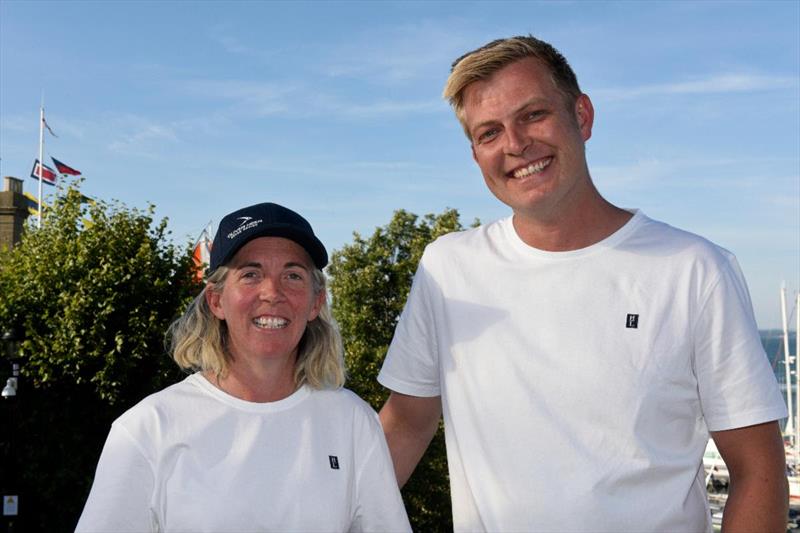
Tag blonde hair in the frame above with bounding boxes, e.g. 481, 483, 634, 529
443, 35, 582, 137
167, 266, 345, 389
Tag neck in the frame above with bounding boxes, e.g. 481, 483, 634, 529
207, 355, 298, 403
512, 189, 632, 251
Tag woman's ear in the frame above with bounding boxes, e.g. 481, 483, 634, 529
206, 285, 226, 320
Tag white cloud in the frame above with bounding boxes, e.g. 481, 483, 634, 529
320, 19, 471, 83
593, 155, 799, 191
596, 73, 798, 101
180, 79, 293, 116
107, 115, 179, 156
207, 25, 277, 62
178, 77, 443, 119
1, 115, 31, 134
321, 98, 443, 118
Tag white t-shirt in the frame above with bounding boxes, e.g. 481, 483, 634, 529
379, 210, 786, 532
76, 374, 411, 533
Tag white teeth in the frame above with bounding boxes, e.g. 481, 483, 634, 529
253, 316, 288, 329
512, 157, 552, 178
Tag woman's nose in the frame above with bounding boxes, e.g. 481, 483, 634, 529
258, 276, 285, 302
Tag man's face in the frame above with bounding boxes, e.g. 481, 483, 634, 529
462, 57, 594, 220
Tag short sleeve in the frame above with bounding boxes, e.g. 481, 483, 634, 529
349, 410, 412, 533
75, 423, 158, 532
378, 256, 442, 397
694, 254, 787, 431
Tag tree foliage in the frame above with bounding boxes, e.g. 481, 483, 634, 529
328, 208, 471, 531
0, 180, 200, 531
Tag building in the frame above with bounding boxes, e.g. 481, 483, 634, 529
0, 177, 30, 251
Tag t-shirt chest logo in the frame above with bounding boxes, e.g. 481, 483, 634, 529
626, 314, 639, 328
329, 455, 340, 469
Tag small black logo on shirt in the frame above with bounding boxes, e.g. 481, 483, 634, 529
626, 314, 639, 328
329, 455, 340, 469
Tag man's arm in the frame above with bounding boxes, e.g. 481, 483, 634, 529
379, 392, 442, 487
712, 420, 788, 533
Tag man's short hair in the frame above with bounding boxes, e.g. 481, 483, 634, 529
443, 35, 582, 137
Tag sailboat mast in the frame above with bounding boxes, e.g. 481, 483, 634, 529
782, 284, 794, 441
795, 291, 799, 455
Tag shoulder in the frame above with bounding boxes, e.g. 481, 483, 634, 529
422, 217, 507, 262
114, 374, 205, 432
308, 387, 378, 416
307, 388, 382, 431
626, 212, 736, 269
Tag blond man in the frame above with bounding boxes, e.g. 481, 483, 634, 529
378, 35, 788, 532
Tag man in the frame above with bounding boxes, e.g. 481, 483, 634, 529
378, 35, 788, 532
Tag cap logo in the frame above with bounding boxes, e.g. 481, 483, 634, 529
227, 217, 264, 240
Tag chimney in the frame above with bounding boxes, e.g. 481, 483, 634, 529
0, 177, 30, 251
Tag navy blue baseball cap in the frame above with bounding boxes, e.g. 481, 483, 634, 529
209, 202, 328, 272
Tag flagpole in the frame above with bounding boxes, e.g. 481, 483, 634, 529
37, 102, 45, 229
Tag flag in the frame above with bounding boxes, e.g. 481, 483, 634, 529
30, 159, 57, 185
23, 192, 43, 217
191, 224, 213, 281
43, 117, 57, 137
51, 157, 82, 176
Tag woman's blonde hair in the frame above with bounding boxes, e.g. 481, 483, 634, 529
443, 35, 582, 137
167, 266, 345, 389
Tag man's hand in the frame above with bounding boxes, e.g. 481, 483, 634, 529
712, 421, 788, 532
379, 392, 442, 487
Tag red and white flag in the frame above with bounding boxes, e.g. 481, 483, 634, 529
30, 159, 57, 185
192, 224, 213, 281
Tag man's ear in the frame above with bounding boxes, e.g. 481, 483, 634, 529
575, 94, 594, 142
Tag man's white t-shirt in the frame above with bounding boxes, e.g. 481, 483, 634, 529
76, 374, 411, 532
379, 210, 786, 532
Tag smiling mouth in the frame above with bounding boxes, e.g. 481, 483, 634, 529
510, 157, 553, 179
253, 316, 289, 329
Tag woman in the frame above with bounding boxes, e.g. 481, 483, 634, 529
76, 202, 411, 532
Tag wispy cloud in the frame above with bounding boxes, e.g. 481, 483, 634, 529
593, 155, 799, 190
597, 73, 798, 101
313, 97, 443, 118
1, 115, 32, 134
177, 77, 443, 119
320, 19, 471, 83
180, 79, 294, 116
207, 24, 277, 62
107, 114, 179, 156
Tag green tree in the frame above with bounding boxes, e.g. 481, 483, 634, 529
0, 181, 200, 531
328, 208, 472, 532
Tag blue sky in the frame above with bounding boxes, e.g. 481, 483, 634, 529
1, 1, 798, 329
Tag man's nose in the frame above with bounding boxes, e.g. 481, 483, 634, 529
503, 126, 530, 157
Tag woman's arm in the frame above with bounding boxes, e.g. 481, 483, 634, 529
75, 424, 157, 533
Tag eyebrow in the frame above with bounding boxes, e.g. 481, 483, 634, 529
236, 261, 310, 271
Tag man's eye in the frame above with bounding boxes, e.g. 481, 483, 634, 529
477, 128, 499, 143
286, 272, 305, 281
524, 110, 545, 121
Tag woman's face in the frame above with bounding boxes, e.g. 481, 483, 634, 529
206, 236, 323, 367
